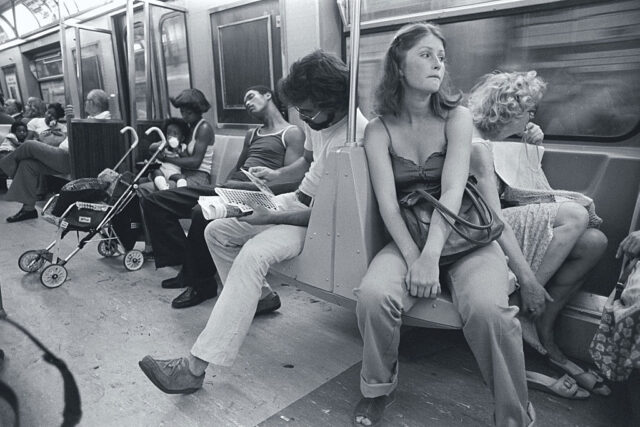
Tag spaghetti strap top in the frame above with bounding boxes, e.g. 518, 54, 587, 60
378, 116, 446, 192
186, 118, 214, 175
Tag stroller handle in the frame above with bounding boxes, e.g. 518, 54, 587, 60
113, 127, 141, 171
131, 127, 169, 184
120, 126, 139, 149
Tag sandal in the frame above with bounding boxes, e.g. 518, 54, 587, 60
526, 371, 590, 400
548, 357, 611, 396
353, 391, 396, 426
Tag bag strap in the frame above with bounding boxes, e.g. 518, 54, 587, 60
412, 180, 497, 245
615, 256, 639, 299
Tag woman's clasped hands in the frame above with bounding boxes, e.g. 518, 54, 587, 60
404, 249, 441, 299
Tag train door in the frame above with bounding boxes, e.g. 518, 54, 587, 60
113, 1, 192, 154
61, 21, 126, 179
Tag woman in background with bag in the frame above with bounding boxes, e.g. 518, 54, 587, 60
468, 71, 609, 397
353, 23, 533, 427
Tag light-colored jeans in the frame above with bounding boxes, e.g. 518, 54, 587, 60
355, 241, 530, 427
191, 193, 308, 366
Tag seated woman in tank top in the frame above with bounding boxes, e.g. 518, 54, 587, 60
148, 88, 215, 189
354, 23, 533, 427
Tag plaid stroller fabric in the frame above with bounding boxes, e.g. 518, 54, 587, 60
590, 258, 640, 381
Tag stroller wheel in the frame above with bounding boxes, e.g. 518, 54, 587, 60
18, 250, 46, 273
40, 264, 68, 288
123, 250, 144, 271
98, 240, 120, 257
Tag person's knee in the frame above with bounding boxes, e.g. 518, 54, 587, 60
204, 219, 232, 249
355, 279, 401, 319
557, 202, 589, 232
572, 228, 608, 260
465, 291, 518, 332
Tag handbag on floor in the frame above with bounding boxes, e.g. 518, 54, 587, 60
589, 257, 640, 381
398, 176, 504, 265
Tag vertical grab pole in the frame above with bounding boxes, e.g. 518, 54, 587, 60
127, 0, 137, 131
345, 0, 362, 147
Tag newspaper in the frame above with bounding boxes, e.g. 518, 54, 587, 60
198, 196, 253, 220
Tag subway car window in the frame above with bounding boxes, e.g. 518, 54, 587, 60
132, 23, 148, 120
355, 0, 640, 140
358, 0, 488, 22
160, 13, 191, 117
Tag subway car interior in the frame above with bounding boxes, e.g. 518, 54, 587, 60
0, 0, 639, 425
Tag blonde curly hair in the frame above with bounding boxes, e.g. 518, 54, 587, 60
468, 71, 546, 139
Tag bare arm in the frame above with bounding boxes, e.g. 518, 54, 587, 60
163, 121, 214, 169
364, 118, 421, 264
239, 205, 312, 227
471, 142, 552, 316
249, 149, 312, 185
420, 107, 473, 261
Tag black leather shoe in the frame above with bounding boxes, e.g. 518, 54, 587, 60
255, 292, 281, 316
162, 271, 184, 289
7, 209, 38, 223
171, 287, 216, 309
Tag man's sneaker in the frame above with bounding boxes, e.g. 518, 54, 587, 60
138, 356, 204, 394
255, 292, 281, 316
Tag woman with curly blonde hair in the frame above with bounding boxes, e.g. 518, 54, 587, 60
469, 71, 610, 397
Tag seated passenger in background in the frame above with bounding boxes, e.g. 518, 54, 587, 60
0, 89, 111, 223
23, 96, 46, 122
4, 99, 24, 122
26, 97, 51, 137
142, 85, 305, 309
0, 122, 28, 192
35, 103, 67, 145
138, 50, 367, 394
149, 118, 190, 191
139, 88, 215, 192
468, 71, 609, 395
353, 23, 531, 426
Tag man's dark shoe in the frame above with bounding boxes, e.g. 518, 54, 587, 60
171, 286, 216, 309
7, 209, 38, 223
255, 292, 281, 316
138, 356, 204, 394
162, 271, 184, 289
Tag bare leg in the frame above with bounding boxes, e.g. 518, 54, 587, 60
537, 228, 607, 361
534, 202, 589, 286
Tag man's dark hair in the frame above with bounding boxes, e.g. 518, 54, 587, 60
163, 117, 189, 138
245, 84, 287, 118
277, 50, 349, 111
47, 102, 65, 120
10, 121, 27, 134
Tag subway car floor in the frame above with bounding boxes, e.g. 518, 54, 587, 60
0, 194, 627, 426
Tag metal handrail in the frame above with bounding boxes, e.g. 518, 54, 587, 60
346, 0, 362, 147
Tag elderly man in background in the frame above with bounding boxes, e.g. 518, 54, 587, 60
0, 89, 111, 222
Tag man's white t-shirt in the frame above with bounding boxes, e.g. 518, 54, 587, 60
297, 109, 368, 198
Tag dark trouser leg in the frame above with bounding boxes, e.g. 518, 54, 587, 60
183, 205, 217, 292
141, 185, 217, 268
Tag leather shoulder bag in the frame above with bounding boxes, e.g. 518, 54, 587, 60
398, 176, 504, 265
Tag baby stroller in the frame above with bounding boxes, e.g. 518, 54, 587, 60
17, 127, 169, 289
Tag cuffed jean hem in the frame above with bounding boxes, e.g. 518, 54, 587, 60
360, 375, 398, 398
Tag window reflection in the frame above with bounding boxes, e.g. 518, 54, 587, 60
355, 0, 640, 139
